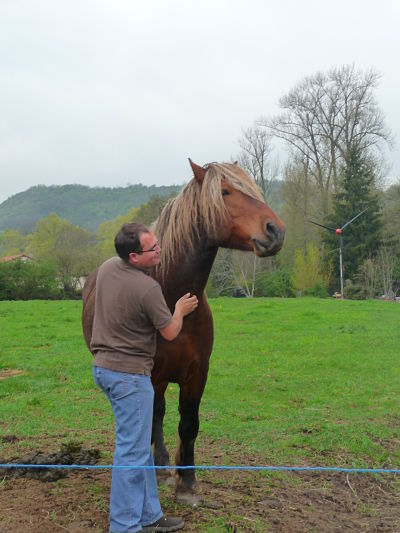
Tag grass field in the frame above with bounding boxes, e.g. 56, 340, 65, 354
1, 297, 400, 468
1, 297, 400, 532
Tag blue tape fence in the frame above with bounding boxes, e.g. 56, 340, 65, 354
1, 463, 400, 474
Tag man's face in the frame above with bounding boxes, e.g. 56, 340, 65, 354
128, 232, 161, 270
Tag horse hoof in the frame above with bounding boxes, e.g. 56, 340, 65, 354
156, 469, 173, 485
165, 474, 176, 486
175, 490, 202, 506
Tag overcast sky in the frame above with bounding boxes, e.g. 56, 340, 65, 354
0, 0, 399, 204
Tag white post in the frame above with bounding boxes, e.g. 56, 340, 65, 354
339, 236, 344, 299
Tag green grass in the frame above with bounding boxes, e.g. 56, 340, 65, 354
1, 297, 400, 470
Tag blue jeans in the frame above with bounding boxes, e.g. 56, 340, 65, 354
93, 366, 163, 533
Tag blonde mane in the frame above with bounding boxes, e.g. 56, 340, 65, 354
153, 162, 264, 277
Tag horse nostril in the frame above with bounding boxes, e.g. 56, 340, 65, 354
266, 222, 279, 240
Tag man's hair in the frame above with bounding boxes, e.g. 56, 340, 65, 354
114, 222, 150, 261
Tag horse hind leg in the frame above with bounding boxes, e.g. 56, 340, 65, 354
174, 395, 202, 506
152, 385, 172, 483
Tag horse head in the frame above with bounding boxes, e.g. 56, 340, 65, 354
189, 159, 285, 257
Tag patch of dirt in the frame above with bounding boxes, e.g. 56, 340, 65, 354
0, 369, 24, 381
0, 442, 100, 482
1, 442, 400, 532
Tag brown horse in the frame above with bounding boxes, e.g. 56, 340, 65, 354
82, 160, 285, 505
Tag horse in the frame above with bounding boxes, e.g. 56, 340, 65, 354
82, 159, 285, 505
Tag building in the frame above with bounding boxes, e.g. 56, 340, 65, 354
0, 253, 34, 263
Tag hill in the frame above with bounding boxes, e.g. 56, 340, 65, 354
0, 183, 181, 233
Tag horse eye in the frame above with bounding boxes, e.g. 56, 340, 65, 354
222, 189, 230, 197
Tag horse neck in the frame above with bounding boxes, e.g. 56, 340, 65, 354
156, 241, 218, 306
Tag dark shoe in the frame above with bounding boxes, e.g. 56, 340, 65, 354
142, 515, 184, 532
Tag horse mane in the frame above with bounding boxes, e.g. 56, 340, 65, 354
153, 162, 264, 277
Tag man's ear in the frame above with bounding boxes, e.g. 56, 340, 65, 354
128, 252, 139, 264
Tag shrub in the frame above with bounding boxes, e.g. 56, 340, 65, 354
303, 280, 330, 298
0, 261, 63, 300
254, 268, 295, 297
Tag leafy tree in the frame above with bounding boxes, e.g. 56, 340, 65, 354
135, 194, 174, 226
0, 260, 62, 300
322, 146, 383, 287
31, 213, 96, 292
96, 207, 139, 262
292, 242, 329, 296
278, 157, 321, 266
254, 268, 295, 297
0, 229, 28, 256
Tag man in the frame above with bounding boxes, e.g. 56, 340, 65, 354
91, 222, 198, 533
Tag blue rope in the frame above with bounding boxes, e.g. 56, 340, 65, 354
1, 464, 400, 474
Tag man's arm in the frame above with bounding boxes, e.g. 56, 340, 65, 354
159, 293, 198, 341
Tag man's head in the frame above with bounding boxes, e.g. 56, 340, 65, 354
114, 222, 161, 269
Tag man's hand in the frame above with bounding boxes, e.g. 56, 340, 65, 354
159, 293, 198, 341
175, 293, 198, 317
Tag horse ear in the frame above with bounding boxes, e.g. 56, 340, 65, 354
233, 160, 238, 165
188, 158, 207, 184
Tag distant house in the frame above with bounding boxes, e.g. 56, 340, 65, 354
0, 253, 34, 263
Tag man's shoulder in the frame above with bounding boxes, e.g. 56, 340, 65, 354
98, 257, 160, 290
99, 256, 120, 271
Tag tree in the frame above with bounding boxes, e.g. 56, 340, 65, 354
135, 194, 175, 226
96, 207, 139, 262
0, 229, 28, 256
0, 260, 61, 300
233, 126, 282, 286
376, 246, 397, 298
358, 257, 378, 299
31, 213, 96, 292
209, 249, 260, 297
278, 156, 321, 265
261, 65, 392, 213
322, 145, 383, 286
359, 245, 400, 299
292, 242, 329, 295
236, 126, 278, 198
382, 181, 400, 251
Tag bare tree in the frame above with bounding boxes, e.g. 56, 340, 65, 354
210, 249, 261, 297
377, 246, 396, 298
359, 257, 378, 299
359, 246, 397, 299
237, 126, 279, 198
259, 65, 393, 211
382, 181, 400, 243
209, 249, 235, 296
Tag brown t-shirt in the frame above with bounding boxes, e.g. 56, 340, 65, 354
91, 257, 172, 375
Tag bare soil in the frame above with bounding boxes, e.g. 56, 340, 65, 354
1, 440, 400, 532
0, 369, 24, 381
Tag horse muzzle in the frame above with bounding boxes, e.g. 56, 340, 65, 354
252, 222, 285, 257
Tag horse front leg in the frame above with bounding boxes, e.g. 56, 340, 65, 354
174, 393, 202, 505
151, 383, 171, 482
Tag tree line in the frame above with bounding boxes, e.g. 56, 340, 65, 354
1, 64, 399, 300
0, 196, 170, 299
0, 183, 180, 233
215, 64, 399, 300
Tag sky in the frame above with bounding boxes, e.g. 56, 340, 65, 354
0, 0, 399, 204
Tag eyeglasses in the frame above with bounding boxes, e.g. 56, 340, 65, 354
139, 242, 160, 253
